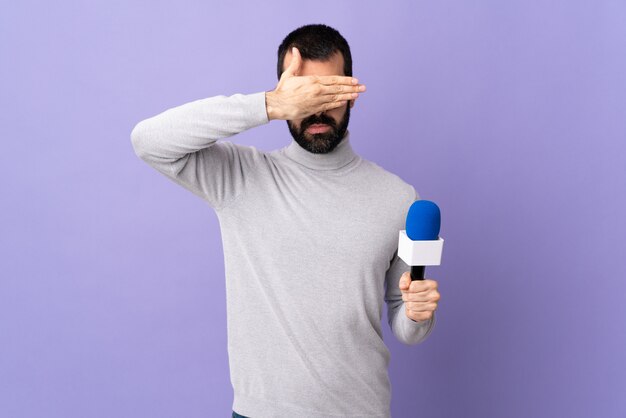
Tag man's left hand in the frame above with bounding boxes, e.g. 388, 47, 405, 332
399, 272, 440, 323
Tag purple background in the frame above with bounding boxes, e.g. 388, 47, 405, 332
1, 1, 625, 417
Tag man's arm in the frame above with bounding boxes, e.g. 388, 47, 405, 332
130, 92, 270, 210
384, 250, 437, 346
383, 187, 436, 345
130, 47, 364, 209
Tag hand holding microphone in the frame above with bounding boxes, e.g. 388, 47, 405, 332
397, 200, 444, 323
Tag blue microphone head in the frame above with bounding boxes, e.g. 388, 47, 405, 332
406, 200, 441, 240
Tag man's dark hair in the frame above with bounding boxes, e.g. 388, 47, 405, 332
276, 24, 352, 80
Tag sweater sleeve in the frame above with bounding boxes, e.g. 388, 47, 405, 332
383, 186, 436, 345
130, 91, 270, 210
384, 250, 436, 346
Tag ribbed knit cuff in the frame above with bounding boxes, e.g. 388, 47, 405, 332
400, 307, 436, 343
247, 91, 270, 126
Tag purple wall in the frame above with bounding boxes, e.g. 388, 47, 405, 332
1, 1, 625, 417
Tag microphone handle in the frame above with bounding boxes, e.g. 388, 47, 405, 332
410, 265, 425, 281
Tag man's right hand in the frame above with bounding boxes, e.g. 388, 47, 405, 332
265, 47, 367, 121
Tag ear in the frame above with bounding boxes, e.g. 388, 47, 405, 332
349, 98, 356, 109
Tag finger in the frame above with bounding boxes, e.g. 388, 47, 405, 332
399, 271, 411, 291
406, 281, 429, 294
282, 47, 302, 78
406, 301, 437, 313
405, 306, 433, 322
318, 100, 348, 112
313, 92, 359, 105
316, 75, 360, 86
402, 291, 434, 302
409, 279, 436, 293
422, 278, 438, 288
319, 83, 366, 95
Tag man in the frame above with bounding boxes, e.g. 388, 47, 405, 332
131, 23, 440, 418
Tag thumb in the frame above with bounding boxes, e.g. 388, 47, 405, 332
282, 46, 302, 78
399, 272, 411, 291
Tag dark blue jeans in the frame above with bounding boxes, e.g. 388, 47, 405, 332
232, 411, 249, 418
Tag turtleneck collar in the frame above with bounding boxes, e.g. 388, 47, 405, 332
282, 129, 358, 171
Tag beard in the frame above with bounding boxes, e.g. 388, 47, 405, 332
287, 102, 351, 154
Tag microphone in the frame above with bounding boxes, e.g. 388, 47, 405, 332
397, 200, 444, 281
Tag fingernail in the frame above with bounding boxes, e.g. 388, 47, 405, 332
352, 78, 358, 84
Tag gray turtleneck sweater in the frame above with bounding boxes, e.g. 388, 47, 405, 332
130, 91, 436, 418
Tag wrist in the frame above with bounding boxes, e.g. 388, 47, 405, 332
265, 90, 281, 121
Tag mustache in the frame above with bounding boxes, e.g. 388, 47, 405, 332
301, 115, 335, 130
